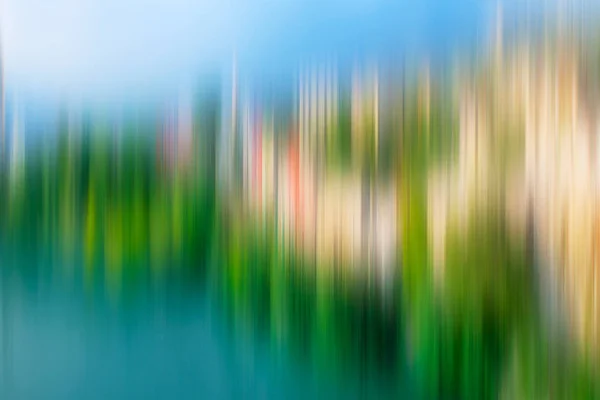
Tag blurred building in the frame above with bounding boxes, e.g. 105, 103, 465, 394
297, 63, 338, 165
157, 91, 194, 173
351, 64, 379, 168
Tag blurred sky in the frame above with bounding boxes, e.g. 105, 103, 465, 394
0, 0, 591, 99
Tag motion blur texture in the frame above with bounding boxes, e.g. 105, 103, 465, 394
1, 2, 600, 399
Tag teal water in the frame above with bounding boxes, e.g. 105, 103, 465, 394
0, 250, 405, 399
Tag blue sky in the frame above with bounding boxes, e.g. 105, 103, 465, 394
0, 0, 574, 98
